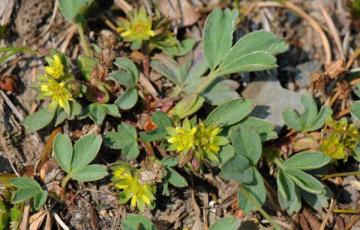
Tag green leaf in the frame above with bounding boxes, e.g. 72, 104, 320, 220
300, 95, 318, 128
220, 154, 254, 184
209, 216, 241, 230
217, 30, 288, 75
71, 164, 108, 182
308, 106, 332, 131
11, 188, 39, 204
282, 94, 332, 132
150, 55, 184, 85
53, 133, 73, 173
171, 95, 205, 118
121, 214, 157, 230
151, 111, 172, 127
109, 70, 135, 88
104, 123, 139, 160
114, 58, 139, 81
283, 151, 331, 171
301, 187, 331, 211
237, 169, 266, 213
10, 177, 42, 191
72, 134, 102, 171
228, 30, 288, 56
203, 8, 237, 70
205, 98, 253, 127
77, 55, 98, 80
10, 177, 46, 208
219, 144, 235, 165
33, 191, 48, 210
184, 52, 209, 89
162, 38, 196, 56
84, 103, 106, 125
351, 101, 360, 120
115, 88, 138, 110
282, 108, 302, 131
84, 103, 121, 125
285, 169, 325, 195
54, 101, 82, 126
229, 127, 262, 165
24, 108, 56, 133
217, 51, 277, 76
277, 169, 301, 214
59, 0, 94, 23
103, 104, 121, 117
166, 168, 188, 187
277, 169, 295, 202
237, 117, 277, 141
202, 79, 240, 105
161, 156, 178, 167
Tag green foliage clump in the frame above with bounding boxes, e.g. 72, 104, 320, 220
53, 134, 108, 188
282, 94, 333, 132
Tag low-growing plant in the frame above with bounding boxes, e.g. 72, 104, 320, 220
141, 98, 277, 171
104, 123, 140, 161
117, 7, 195, 55
24, 53, 142, 131
10, 177, 48, 210
112, 162, 156, 212
152, 8, 288, 118
320, 118, 360, 161
53, 133, 108, 189
270, 151, 332, 214
282, 94, 333, 132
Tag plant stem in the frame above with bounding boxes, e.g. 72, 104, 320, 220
61, 174, 72, 189
273, 157, 284, 170
332, 209, 360, 214
192, 71, 219, 95
238, 186, 281, 230
321, 171, 360, 180
76, 23, 92, 57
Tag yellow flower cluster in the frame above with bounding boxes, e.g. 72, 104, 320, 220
117, 7, 155, 43
112, 163, 156, 212
38, 53, 73, 113
167, 119, 197, 152
166, 120, 228, 163
320, 118, 360, 161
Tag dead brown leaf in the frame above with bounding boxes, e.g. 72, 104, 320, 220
159, 0, 200, 27
29, 210, 47, 230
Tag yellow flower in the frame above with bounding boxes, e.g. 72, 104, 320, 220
194, 122, 228, 163
320, 118, 360, 161
38, 76, 73, 113
112, 163, 156, 212
117, 7, 155, 42
320, 133, 347, 160
166, 119, 197, 152
44, 54, 65, 79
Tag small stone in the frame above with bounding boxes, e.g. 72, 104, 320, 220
295, 61, 322, 88
242, 75, 303, 132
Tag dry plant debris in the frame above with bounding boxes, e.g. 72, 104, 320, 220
1, 0, 360, 229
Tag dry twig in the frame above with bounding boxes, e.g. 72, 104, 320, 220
254, 1, 332, 65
